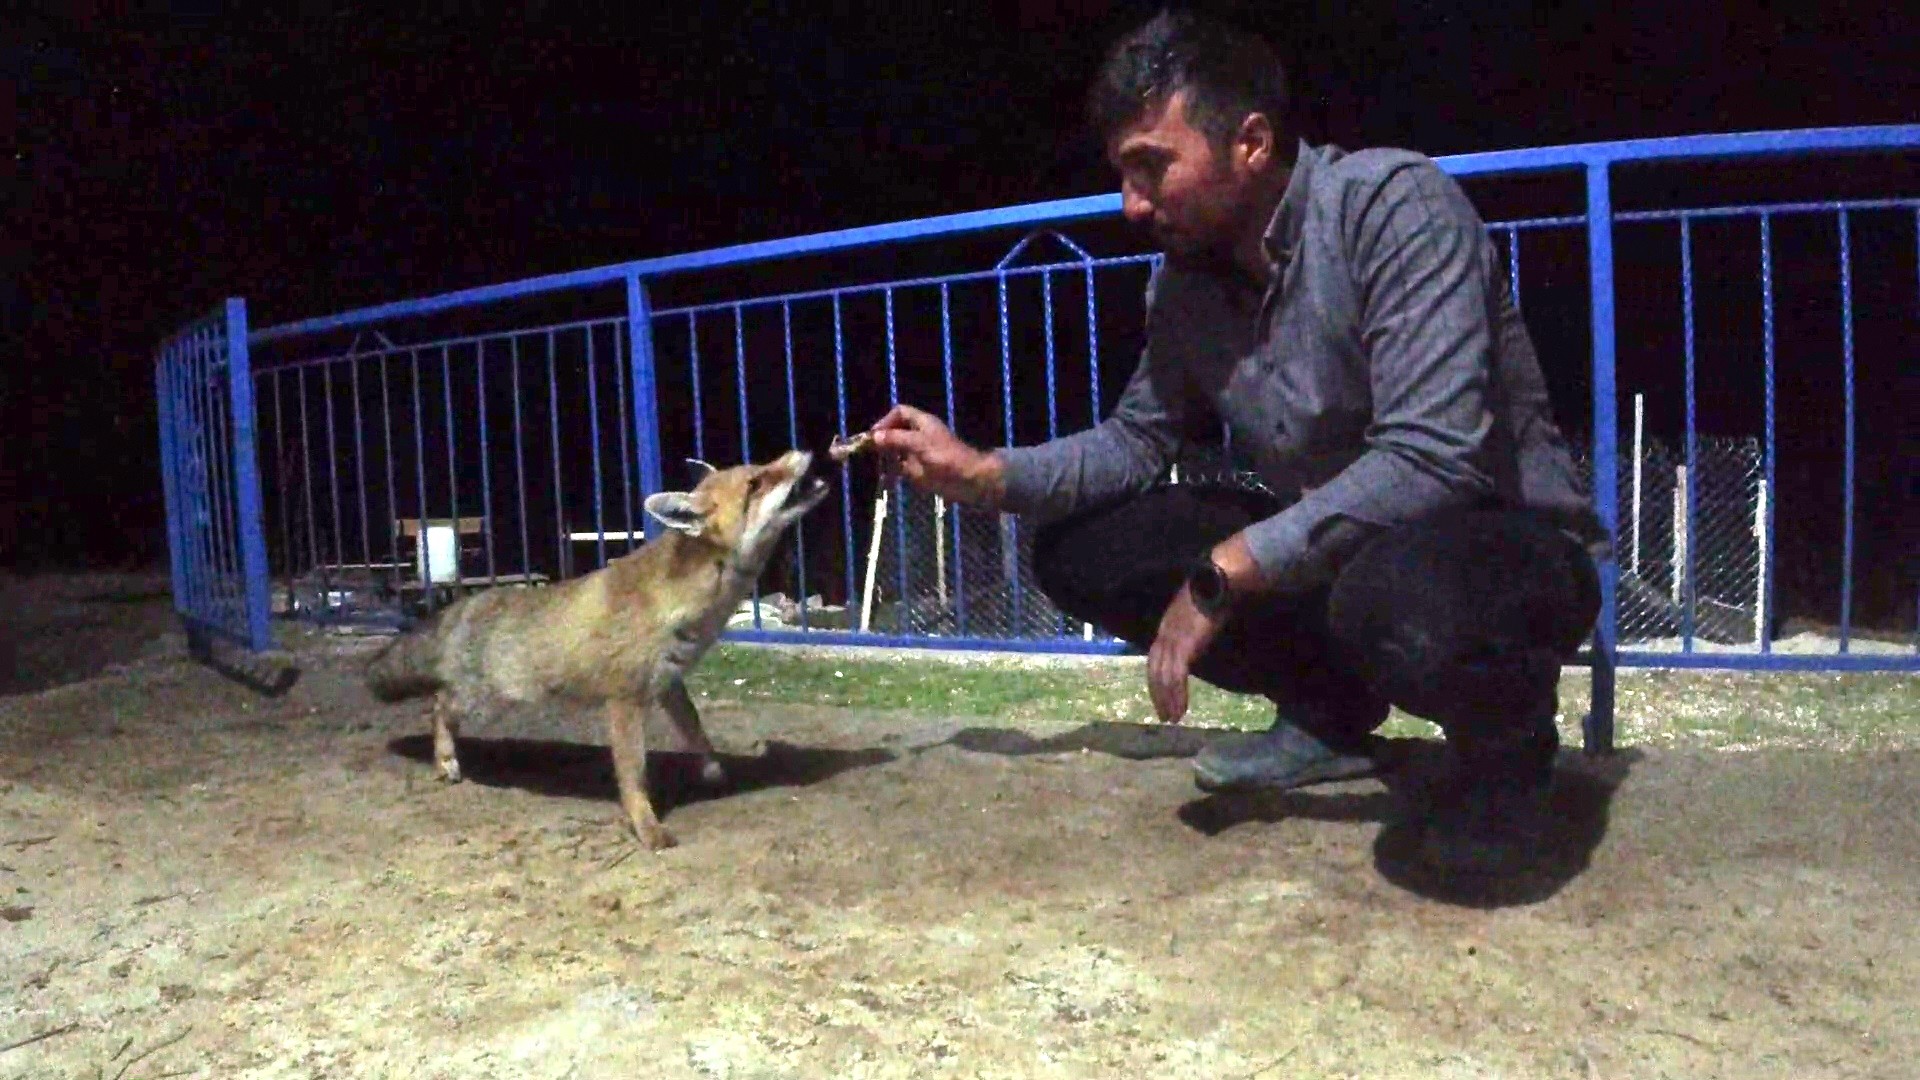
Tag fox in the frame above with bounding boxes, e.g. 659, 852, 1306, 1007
363, 448, 834, 850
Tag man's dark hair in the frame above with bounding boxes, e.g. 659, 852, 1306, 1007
1088, 8, 1293, 162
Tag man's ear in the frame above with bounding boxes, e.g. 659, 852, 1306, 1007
644, 491, 706, 537
1235, 111, 1276, 172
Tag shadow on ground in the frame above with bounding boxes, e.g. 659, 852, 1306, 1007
385, 734, 897, 817
938, 720, 1641, 909
938, 720, 1216, 761
0, 581, 182, 696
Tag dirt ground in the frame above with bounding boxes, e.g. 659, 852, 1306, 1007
3, 573, 1918, 1079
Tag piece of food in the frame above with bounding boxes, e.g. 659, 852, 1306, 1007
829, 430, 875, 463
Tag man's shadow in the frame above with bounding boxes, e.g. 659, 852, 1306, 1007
386, 733, 896, 817
942, 721, 1638, 909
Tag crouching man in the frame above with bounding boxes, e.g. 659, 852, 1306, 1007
868, 10, 1609, 872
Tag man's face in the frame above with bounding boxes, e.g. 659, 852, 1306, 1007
1107, 88, 1265, 266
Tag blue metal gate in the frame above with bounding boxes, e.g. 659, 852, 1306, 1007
154, 298, 274, 653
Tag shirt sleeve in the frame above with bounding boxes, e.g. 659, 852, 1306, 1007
1241, 160, 1502, 591
995, 268, 1188, 519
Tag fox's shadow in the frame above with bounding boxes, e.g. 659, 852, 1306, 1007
385, 734, 895, 814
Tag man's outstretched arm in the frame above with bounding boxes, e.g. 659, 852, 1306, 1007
867, 267, 1190, 519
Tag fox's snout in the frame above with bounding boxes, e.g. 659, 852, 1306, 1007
794, 448, 832, 487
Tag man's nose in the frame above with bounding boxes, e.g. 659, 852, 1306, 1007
1121, 186, 1153, 225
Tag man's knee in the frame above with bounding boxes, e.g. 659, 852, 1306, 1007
1029, 510, 1108, 621
1325, 508, 1594, 726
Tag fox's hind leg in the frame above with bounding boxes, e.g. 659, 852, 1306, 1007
662, 678, 726, 787
430, 693, 463, 783
605, 697, 675, 851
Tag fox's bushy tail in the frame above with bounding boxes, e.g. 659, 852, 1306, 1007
364, 623, 445, 702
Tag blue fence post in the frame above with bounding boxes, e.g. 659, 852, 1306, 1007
224, 298, 276, 652
626, 273, 665, 539
1584, 163, 1620, 755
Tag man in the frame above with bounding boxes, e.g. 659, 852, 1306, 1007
868, 9, 1607, 870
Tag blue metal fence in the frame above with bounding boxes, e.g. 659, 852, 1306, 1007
156, 125, 1920, 753
154, 298, 273, 653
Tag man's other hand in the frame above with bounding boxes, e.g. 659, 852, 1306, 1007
1147, 583, 1228, 724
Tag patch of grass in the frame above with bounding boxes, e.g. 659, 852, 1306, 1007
1605, 667, 1920, 750
690, 644, 1431, 737
690, 643, 1920, 750
686, 644, 1251, 728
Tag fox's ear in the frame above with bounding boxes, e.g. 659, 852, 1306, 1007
684, 458, 716, 483
644, 491, 706, 537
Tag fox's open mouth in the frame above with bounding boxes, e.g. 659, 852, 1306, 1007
784, 473, 831, 511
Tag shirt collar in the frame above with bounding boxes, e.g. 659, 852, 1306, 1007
1261, 139, 1319, 271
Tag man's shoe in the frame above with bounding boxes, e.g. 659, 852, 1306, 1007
1192, 720, 1378, 793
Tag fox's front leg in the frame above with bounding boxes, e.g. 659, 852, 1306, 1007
431, 694, 462, 783
662, 678, 725, 787
605, 697, 675, 851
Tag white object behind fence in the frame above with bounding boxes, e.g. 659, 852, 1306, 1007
418, 524, 459, 585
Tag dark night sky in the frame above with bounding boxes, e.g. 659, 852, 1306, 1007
4, 3, 1916, 622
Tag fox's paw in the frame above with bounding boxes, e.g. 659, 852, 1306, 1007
437, 758, 463, 784
635, 821, 678, 852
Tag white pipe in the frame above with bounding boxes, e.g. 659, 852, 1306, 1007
934, 494, 947, 608
1631, 393, 1644, 577
860, 489, 888, 633
1754, 476, 1770, 645
1671, 465, 1689, 607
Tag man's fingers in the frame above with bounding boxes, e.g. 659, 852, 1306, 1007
1147, 631, 1191, 724
868, 421, 933, 454
867, 429, 912, 456
1148, 644, 1174, 723
872, 403, 933, 434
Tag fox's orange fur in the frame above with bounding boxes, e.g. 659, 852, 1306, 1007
365, 449, 832, 849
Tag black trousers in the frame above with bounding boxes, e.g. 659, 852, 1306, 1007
1030, 482, 1601, 782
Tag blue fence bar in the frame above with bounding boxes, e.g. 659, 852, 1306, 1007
223, 299, 274, 652
476, 340, 497, 577
154, 127, 1920, 757
781, 301, 808, 631
509, 339, 530, 568
1760, 214, 1777, 655
1679, 215, 1698, 654
1583, 161, 1621, 753
1837, 210, 1856, 653
626, 273, 665, 542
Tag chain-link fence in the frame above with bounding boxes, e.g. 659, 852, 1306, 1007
1572, 433, 1767, 647
858, 482, 1097, 642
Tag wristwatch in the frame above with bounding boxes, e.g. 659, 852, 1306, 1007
1185, 555, 1234, 617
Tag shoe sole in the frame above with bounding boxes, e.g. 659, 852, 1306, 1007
1191, 753, 1379, 794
